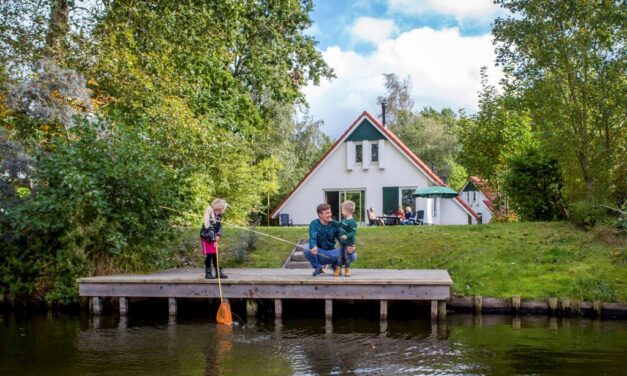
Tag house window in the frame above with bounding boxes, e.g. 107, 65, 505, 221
472, 191, 476, 203
401, 188, 415, 209
355, 144, 363, 163
371, 143, 379, 162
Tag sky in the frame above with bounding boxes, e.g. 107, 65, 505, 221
303, 0, 507, 138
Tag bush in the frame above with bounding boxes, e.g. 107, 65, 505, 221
568, 200, 607, 229
1, 121, 182, 304
504, 149, 565, 221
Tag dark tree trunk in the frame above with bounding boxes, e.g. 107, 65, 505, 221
44, 0, 70, 61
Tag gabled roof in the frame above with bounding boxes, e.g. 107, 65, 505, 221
271, 111, 479, 220
460, 176, 497, 210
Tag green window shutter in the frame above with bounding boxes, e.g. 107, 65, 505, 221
382, 187, 399, 214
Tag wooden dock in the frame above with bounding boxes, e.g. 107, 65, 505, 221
79, 268, 452, 320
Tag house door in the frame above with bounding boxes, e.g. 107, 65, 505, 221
325, 190, 365, 223
382, 186, 399, 214
325, 191, 340, 220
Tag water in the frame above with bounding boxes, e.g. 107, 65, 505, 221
1, 313, 626, 375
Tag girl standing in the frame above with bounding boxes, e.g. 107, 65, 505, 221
200, 198, 228, 279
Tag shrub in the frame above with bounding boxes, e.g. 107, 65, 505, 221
1, 120, 182, 304
568, 200, 606, 229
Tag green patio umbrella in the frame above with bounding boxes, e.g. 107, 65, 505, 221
412, 186, 459, 198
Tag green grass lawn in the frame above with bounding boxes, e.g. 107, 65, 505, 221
171, 222, 626, 302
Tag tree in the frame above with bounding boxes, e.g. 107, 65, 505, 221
377, 74, 462, 182
504, 148, 565, 221
493, 0, 626, 204
0, 0, 334, 303
456, 68, 536, 202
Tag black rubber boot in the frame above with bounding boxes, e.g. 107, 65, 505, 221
216, 267, 228, 279
205, 268, 215, 279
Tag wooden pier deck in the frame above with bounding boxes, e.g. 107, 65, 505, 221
79, 268, 452, 320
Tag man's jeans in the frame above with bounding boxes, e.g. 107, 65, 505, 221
302, 244, 357, 271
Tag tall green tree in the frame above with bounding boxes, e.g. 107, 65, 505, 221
493, 0, 626, 204
457, 68, 536, 201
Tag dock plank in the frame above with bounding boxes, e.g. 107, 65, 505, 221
78, 268, 452, 301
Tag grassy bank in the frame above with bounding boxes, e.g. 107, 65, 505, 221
173, 222, 626, 302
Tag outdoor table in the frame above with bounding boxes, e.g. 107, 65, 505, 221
379, 215, 401, 225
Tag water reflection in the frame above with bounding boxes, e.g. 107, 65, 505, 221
0, 314, 626, 375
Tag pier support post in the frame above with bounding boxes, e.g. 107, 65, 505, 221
473, 295, 482, 315
561, 298, 572, 316
430, 300, 438, 320
91, 297, 102, 316
548, 298, 558, 315
511, 295, 521, 314
325, 299, 333, 320
119, 297, 128, 316
168, 297, 177, 317
274, 299, 282, 319
438, 301, 447, 319
246, 299, 258, 318
593, 301, 602, 318
380, 300, 388, 321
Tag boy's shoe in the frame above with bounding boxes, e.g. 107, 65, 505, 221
344, 268, 351, 277
333, 267, 342, 277
312, 267, 323, 276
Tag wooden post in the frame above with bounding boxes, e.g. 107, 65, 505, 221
91, 297, 102, 316
119, 297, 128, 316
246, 299, 258, 317
511, 295, 521, 314
561, 298, 572, 316
593, 300, 602, 318
438, 301, 446, 319
380, 300, 388, 321
548, 298, 558, 314
473, 295, 482, 315
274, 299, 282, 319
430, 300, 438, 320
325, 299, 333, 320
168, 297, 177, 316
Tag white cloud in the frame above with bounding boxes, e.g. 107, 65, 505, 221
349, 17, 397, 45
388, 0, 502, 21
303, 27, 502, 138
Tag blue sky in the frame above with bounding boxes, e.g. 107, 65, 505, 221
303, 0, 506, 138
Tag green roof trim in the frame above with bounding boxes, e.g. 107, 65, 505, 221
346, 119, 386, 142
462, 181, 478, 192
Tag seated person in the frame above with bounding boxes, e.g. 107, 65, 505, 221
394, 205, 404, 219
401, 206, 415, 225
367, 207, 385, 226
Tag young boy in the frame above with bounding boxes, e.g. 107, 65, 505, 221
335, 200, 357, 277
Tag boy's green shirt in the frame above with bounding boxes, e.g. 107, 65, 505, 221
336, 217, 357, 246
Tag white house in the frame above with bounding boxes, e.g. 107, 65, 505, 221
271, 112, 479, 225
459, 176, 496, 224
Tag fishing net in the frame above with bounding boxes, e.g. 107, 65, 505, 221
215, 244, 233, 325
216, 301, 232, 325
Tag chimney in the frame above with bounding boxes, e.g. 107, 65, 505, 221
381, 101, 387, 128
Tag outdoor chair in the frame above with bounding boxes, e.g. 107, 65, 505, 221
279, 213, 293, 226
407, 210, 424, 225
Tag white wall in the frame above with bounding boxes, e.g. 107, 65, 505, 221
277, 139, 432, 225
460, 190, 493, 223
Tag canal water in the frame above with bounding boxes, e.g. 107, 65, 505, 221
1, 312, 626, 375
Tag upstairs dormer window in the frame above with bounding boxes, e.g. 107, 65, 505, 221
371, 143, 379, 162
355, 144, 363, 163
